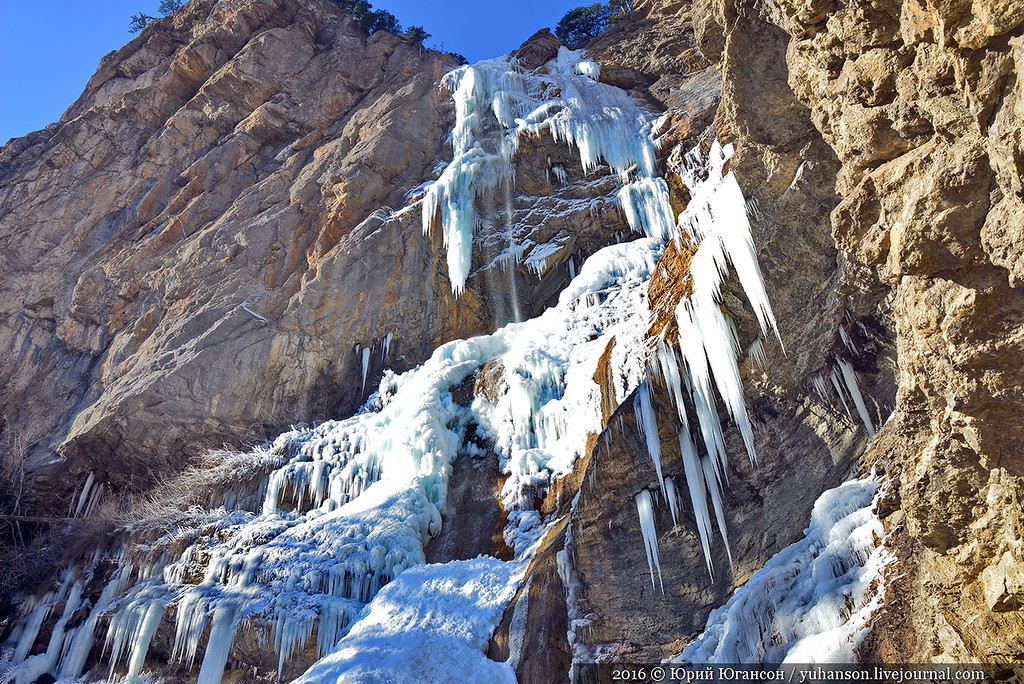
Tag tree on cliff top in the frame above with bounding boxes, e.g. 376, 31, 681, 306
555, 0, 633, 49
129, 0, 183, 33
333, 0, 402, 35
404, 26, 431, 45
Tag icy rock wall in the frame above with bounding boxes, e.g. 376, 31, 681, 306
422, 47, 676, 295
0, 48, 677, 684
4, 43, 790, 684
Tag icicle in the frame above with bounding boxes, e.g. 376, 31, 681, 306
701, 456, 732, 568
197, 602, 240, 684
654, 342, 687, 424
634, 383, 666, 496
126, 599, 167, 679
634, 491, 664, 593
665, 477, 680, 527
72, 472, 95, 517
810, 373, 829, 401
58, 563, 131, 679
680, 430, 715, 578
360, 346, 371, 395
12, 592, 56, 664
677, 141, 781, 345
837, 359, 876, 436
618, 178, 676, 239
829, 367, 853, 419
838, 326, 856, 355
746, 339, 767, 370
383, 332, 393, 359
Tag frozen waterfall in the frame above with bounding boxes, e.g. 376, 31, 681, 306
3, 43, 815, 684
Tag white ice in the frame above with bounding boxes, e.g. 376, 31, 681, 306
676, 478, 892, 664
292, 559, 517, 684
635, 490, 664, 593
423, 47, 670, 295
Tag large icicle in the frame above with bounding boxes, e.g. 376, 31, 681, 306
634, 382, 666, 495
635, 491, 664, 593
837, 359, 876, 437
640, 139, 785, 574
679, 429, 715, 578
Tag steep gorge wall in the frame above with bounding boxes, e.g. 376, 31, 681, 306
755, 0, 1024, 660
541, 0, 1024, 665
0, 0, 462, 497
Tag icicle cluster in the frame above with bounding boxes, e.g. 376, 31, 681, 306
676, 478, 892, 663
423, 47, 674, 295
628, 141, 781, 581
811, 343, 877, 437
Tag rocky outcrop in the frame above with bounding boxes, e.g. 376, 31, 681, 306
0, 0, 464, 497
756, 0, 1024, 661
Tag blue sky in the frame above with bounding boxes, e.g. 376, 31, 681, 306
0, 0, 581, 143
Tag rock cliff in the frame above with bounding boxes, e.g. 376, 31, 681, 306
547, 0, 1024, 665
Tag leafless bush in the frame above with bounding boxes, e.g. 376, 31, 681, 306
0, 443, 286, 600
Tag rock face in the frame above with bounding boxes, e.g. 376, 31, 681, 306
0, 0, 464, 496
757, 0, 1024, 660
532, 0, 1024, 666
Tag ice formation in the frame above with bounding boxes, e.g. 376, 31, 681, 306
634, 382, 666, 495
676, 478, 892, 663
635, 491, 665, 592
838, 359, 876, 437
636, 140, 781, 574
422, 47, 673, 294
4, 45, 791, 683
810, 352, 878, 437
292, 559, 517, 683
2, 190, 663, 684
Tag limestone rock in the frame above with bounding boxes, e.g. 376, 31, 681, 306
510, 28, 561, 69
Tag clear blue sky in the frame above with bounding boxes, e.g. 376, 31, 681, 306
0, 0, 581, 143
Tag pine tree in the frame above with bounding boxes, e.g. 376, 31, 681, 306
554, 3, 611, 49
129, 0, 184, 33
404, 26, 431, 45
